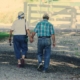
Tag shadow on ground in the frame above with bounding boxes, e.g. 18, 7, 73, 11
0, 50, 80, 75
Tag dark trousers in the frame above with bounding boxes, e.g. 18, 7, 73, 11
13, 35, 28, 59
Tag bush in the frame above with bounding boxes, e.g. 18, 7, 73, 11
0, 32, 9, 40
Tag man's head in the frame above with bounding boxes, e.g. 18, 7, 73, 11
18, 11, 24, 19
43, 13, 49, 20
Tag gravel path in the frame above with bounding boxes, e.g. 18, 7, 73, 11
0, 29, 80, 80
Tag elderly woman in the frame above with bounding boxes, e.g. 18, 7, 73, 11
9, 11, 32, 68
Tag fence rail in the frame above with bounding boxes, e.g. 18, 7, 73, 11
24, 2, 80, 30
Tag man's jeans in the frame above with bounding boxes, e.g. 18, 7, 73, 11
37, 37, 51, 70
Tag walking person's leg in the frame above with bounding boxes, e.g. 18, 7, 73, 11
13, 36, 22, 67
21, 42, 27, 59
20, 35, 28, 67
43, 38, 51, 72
43, 45, 51, 71
37, 38, 44, 70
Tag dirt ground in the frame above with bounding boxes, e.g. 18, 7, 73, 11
0, 29, 80, 80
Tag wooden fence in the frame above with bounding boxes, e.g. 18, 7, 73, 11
24, 2, 80, 30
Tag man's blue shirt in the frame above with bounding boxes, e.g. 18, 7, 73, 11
34, 19, 55, 37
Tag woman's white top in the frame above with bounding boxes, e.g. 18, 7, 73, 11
11, 19, 29, 35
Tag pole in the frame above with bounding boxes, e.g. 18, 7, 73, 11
24, 2, 27, 21
40, 0, 42, 19
47, 0, 49, 13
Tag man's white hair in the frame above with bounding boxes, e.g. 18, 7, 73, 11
43, 13, 49, 17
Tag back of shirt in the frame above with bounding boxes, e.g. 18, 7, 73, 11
11, 19, 29, 35
34, 19, 55, 37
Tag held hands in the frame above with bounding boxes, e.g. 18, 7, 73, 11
30, 37, 34, 43
53, 42, 56, 47
29, 33, 34, 43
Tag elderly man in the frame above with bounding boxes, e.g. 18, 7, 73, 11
9, 11, 32, 68
31, 13, 55, 72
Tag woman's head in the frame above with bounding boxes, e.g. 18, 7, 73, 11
18, 11, 24, 19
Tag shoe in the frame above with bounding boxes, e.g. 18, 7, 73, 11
17, 64, 22, 68
42, 68, 49, 73
42, 70, 49, 73
37, 63, 43, 71
25, 56, 27, 58
21, 59, 25, 67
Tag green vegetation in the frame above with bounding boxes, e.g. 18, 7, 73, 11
0, 32, 9, 40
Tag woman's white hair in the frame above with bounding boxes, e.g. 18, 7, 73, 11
18, 11, 24, 18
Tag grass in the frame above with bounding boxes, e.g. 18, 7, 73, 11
0, 31, 34, 40
0, 32, 9, 40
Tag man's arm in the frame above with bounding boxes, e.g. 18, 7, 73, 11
29, 23, 38, 42
31, 32, 36, 39
51, 34, 55, 47
30, 32, 36, 42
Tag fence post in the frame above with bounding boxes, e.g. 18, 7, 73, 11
28, 5, 31, 26
71, 7, 77, 29
24, 2, 27, 20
